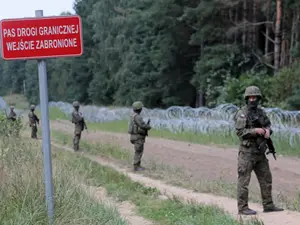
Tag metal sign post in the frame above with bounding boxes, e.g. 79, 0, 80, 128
35, 10, 54, 225
0, 10, 83, 225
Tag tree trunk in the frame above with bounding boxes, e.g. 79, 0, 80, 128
242, 0, 247, 47
235, 6, 238, 43
274, 0, 282, 72
280, 32, 287, 67
265, 0, 270, 55
290, 10, 300, 65
251, 0, 257, 49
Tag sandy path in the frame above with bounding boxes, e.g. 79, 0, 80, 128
52, 142, 300, 225
51, 120, 300, 202
81, 184, 153, 225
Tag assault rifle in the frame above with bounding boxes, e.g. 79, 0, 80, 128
258, 137, 276, 160
82, 117, 88, 131
80, 112, 88, 132
145, 119, 150, 136
249, 115, 276, 160
34, 113, 39, 124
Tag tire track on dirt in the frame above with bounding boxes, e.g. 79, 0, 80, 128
51, 120, 300, 203
30, 135, 153, 225
51, 142, 300, 225
80, 184, 153, 225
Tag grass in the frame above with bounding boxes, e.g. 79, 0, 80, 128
54, 149, 264, 225
50, 130, 300, 212
39, 104, 300, 157
86, 120, 300, 157
7, 94, 300, 157
3, 94, 29, 110
0, 135, 129, 224
51, 130, 131, 161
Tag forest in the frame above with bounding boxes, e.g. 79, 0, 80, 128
1, 0, 300, 110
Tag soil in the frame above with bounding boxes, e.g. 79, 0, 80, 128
50, 120, 300, 225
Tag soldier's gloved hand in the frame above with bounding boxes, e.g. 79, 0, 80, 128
264, 128, 270, 139
255, 128, 265, 135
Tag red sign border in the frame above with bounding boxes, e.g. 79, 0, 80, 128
0, 15, 84, 60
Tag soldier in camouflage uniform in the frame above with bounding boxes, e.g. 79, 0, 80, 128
7, 105, 17, 121
71, 101, 87, 151
28, 104, 39, 139
234, 86, 283, 215
128, 101, 151, 171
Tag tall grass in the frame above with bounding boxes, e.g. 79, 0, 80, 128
0, 136, 128, 224
56, 150, 264, 225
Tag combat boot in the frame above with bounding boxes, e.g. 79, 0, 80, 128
238, 208, 257, 215
73, 145, 79, 152
134, 164, 145, 171
263, 206, 284, 213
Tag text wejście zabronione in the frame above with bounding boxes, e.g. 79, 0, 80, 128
2, 25, 80, 51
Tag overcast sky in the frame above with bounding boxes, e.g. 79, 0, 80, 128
0, 0, 75, 20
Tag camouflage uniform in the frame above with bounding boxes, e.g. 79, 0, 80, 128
71, 101, 87, 151
128, 101, 151, 171
28, 104, 39, 139
234, 86, 283, 215
7, 106, 17, 121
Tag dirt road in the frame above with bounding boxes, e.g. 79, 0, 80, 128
52, 141, 300, 225
50, 120, 300, 212
51, 120, 300, 199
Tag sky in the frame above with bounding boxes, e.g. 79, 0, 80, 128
0, 0, 75, 20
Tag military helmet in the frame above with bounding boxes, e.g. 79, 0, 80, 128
132, 101, 143, 110
30, 104, 35, 110
73, 101, 80, 107
244, 86, 262, 99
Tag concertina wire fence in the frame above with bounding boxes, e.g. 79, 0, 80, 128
0, 97, 299, 147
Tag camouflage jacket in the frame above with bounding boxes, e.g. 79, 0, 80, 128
72, 109, 84, 132
28, 111, 39, 126
128, 112, 151, 140
8, 111, 17, 121
234, 105, 271, 150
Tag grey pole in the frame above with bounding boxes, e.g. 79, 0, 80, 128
35, 9, 54, 225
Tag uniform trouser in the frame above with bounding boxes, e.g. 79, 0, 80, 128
237, 149, 274, 211
133, 139, 144, 167
31, 125, 37, 138
73, 131, 82, 151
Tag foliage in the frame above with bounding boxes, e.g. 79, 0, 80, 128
0, 138, 128, 224
223, 70, 273, 107
0, 112, 23, 138
57, 149, 264, 225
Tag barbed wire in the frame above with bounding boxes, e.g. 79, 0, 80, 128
1, 97, 299, 146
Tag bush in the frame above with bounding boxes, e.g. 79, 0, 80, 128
223, 70, 273, 107
268, 64, 300, 109
0, 112, 23, 138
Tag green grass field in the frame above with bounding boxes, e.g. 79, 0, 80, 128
55, 149, 264, 225
3, 94, 29, 110
9, 93, 298, 157
40, 105, 300, 157
0, 136, 128, 224
3, 94, 265, 224
50, 130, 300, 212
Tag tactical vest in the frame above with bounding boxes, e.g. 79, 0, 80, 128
128, 113, 138, 134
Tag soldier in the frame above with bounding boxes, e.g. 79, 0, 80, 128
71, 101, 87, 151
234, 86, 283, 215
7, 105, 17, 121
28, 104, 39, 139
128, 101, 151, 171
